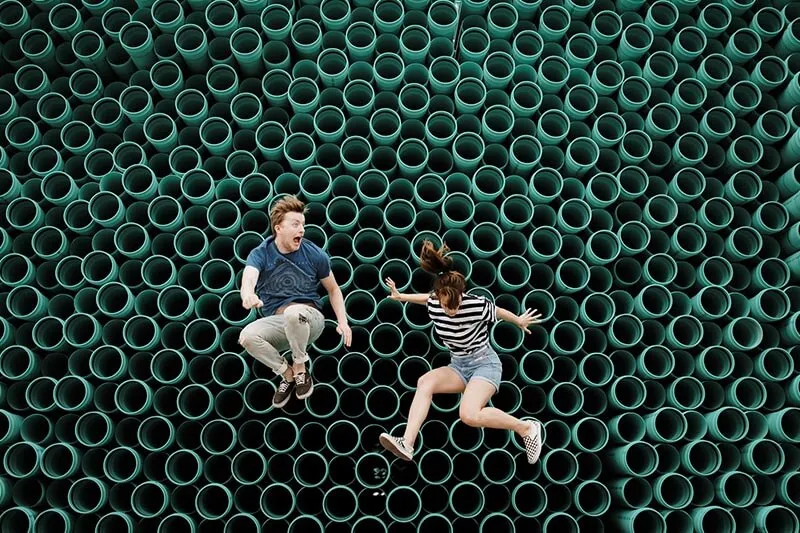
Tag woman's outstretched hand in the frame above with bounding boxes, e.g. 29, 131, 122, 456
385, 277, 402, 300
515, 308, 543, 334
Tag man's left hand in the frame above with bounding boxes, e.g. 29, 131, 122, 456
337, 321, 352, 347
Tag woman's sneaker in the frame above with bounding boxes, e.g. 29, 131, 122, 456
379, 433, 414, 461
522, 420, 543, 464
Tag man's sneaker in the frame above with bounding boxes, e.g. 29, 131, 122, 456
272, 379, 295, 409
379, 433, 414, 462
522, 420, 543, 464
294, 372, 314, 400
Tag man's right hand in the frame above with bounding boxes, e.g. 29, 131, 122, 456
241, 293, 264, 310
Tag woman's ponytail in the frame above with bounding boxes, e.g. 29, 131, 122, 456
419, 240, 466, 310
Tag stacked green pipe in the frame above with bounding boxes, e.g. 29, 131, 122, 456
0, 0, 799, 530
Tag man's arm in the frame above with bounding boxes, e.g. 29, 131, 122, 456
240, 265, 263, 309
320, 273, 352, 347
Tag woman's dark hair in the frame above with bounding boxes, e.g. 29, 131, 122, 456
419, 240, 466, 310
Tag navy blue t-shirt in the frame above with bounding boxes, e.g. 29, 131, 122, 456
245, 236, 331, 317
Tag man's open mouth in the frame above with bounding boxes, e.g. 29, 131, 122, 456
293, 237, 302, 245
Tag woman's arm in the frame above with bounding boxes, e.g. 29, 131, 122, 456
394, 293, 431, 305
496, 306, 543, 333
384, 277, 430, 305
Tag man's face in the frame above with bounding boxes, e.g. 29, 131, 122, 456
275, 212, 305, 252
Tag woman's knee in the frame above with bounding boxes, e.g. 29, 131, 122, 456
416, 372, 441, 395
459, 407, 482, 427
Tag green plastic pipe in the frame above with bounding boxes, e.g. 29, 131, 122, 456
752, 506, 799, 533
6, 197, 44, 232
3, 440, 44, 480
460, 27, 491, 64
101, 446, 141, 484
617, 77, 652, 112
754, 348, 794, 382
6, 286, 49, 323
681, 440, 722, 478
584, 229, 620, 265
652, 473, 693, 510
751, 56, 788, 93
427, 0, 458, 39
65, 476, 108, 514
644, 407, 687, 444
608, 375, 647, 411
373, 52, 404, 91
400, 24, 430, 63
691, 507, 736, 533
0, 507, 36, 533
425, 110, 457, 148
447, 482, 484, 520
691, 286, 732, 320
195, 483, 233, 521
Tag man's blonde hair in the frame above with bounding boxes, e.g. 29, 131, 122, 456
270, 195, 307, 235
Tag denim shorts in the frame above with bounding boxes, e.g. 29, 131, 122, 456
448, 344, 502, 393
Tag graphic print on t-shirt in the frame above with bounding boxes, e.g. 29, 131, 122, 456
260, 257, 319, 302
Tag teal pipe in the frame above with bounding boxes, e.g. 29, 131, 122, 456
0, 508, 36, 532
373, 52, 404, 91
617, 78, 651, 112
535, 55, 569, 94
617, 23, 653, 61
400, 24, 430, 63
6, 286, 49, 323
565, 33, 597, 69
346, 22, 376, 61
0, 169, 20, 203
584, 229, 620, 265
752, 57, 789, 92
608, 376, 647, 411
102, 446, 141, 483
119, 21, 156, 70
672, 27, 706, 62
587, 9, 621, 44
590, 60, 625, 98
509, 33, 542, 77
6, 197, 44, 232
428, 0, 459, 39
680, 439, 721, 477
195, 484, 233, 521
461, 27, 491, 63
692, 507, 736, 533
483, 51, 515, 91
420, 111, 455, 151
67, 477, 108, 513
653, 473, 693, 510
754, 506, 799, 533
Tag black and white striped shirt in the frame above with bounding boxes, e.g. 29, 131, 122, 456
427, 293, 497, 357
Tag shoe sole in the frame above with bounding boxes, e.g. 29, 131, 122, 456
295, 380, 314, 400
379, 433, 413, 462
527, 422, 543, 465
272, 394, 292, 409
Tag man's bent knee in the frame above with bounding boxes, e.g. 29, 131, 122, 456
283, 304, 310, 325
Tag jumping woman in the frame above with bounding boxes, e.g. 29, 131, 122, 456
379, 240, 545, 464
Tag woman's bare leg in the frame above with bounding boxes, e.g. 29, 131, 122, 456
458, 379, 530, 437
402, 366, 466, 448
